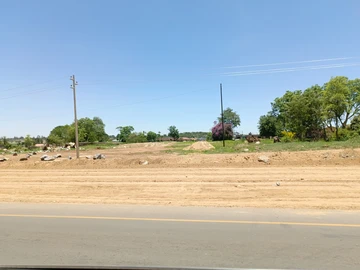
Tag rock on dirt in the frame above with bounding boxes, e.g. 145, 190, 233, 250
93, 154, 105, 160
0, 156, 8, 162
183, 141, 215, 151
258, 155, 270, 163
139, 160, 149, 165
243, 148, 249, 152
43, 157, 56, 161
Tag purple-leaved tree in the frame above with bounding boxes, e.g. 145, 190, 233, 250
211, 123, 233, 141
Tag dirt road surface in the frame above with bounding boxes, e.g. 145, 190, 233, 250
1, 143, 359, 210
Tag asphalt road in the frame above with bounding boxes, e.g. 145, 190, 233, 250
1, 204, 360, 270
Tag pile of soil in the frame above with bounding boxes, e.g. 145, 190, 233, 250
184, 141, 215, 151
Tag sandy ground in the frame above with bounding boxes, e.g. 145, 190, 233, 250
1, 142, 360, 210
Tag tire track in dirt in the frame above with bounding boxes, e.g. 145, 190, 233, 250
1, 167, 360, 210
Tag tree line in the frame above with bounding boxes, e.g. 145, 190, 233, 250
258, 76, 360, 141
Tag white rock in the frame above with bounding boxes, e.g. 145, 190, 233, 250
258, 155, 270, 163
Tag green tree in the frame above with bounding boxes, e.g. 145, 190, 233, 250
0, 136, 11, 149
116, 126, 134, 142
146, 131, 157, 142
168, 126, 179, 140
92, 117, 108, 142
49, 125, 73, 143
218, 107, 241, 128
270, 90, 301, 131
24, 135, 35, 149
76, 117, 108, 142
269, 86, 325, 140
47, 134, 64, 146
350, 115, 360, 132
323, 76, 350, 139
258, 114, 281, 137
126, 132, 147, 143
48, 117, 108, 144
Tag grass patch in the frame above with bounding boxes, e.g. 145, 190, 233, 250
165, 137, 360, 154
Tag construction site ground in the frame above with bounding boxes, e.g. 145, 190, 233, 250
1, 142, 359, 210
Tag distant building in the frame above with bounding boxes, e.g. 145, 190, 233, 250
178, 137, 195, 142
158, 136, 173, 141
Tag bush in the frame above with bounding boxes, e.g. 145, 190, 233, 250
211, 123, 233, 141
146, 131, 157, 142
47, 134, 65, 146
330, 128, 360, 141
0, 137, 12, 149
24, 135, 35, 149
281, 131, 295, 142
126, 133, 147, 143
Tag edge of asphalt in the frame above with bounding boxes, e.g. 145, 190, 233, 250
1, 203, 360, 226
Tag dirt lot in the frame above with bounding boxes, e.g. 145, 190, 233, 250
1, 142, 360, 210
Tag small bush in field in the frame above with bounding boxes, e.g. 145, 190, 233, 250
281, 131, 296, 142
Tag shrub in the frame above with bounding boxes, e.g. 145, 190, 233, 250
330, 128, 360, 141
211, 123, 233, 141
24, 135, 35, 149
126, 133, 147, 143
281, 131, 296, 143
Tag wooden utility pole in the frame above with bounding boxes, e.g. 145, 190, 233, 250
220, 83, 225, 147
70, 75, 80, 159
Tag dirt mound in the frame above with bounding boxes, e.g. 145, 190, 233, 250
184, 141, 215, 151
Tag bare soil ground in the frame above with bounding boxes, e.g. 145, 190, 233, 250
1, 142, 360, 210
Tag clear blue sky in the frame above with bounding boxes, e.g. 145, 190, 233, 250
1, 0, 359, 137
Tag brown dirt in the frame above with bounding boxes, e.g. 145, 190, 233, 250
183, 141, 215, 151
1, 142, 360, 210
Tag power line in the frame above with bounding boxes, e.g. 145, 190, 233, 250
222, 57, 356, 69
0, 76, 67, 93
222, 62, 360, 76
0, 85, 64, 100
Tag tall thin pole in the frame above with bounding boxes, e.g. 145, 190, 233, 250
70, 75, 80, 159
220, 83, 225, 147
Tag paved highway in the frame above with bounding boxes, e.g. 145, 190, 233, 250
1, 204, 360, 269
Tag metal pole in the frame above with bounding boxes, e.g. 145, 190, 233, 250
220, 83, 225, 147
70, 75, 80, 159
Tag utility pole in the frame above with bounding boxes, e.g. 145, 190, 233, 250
70, 75, 80, 159
220, 83, 225, 147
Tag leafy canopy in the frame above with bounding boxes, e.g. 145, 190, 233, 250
218, 107, 241, 128
116, 126, 134, 142
168, 126, 180, 140
146, 131, 157, 142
